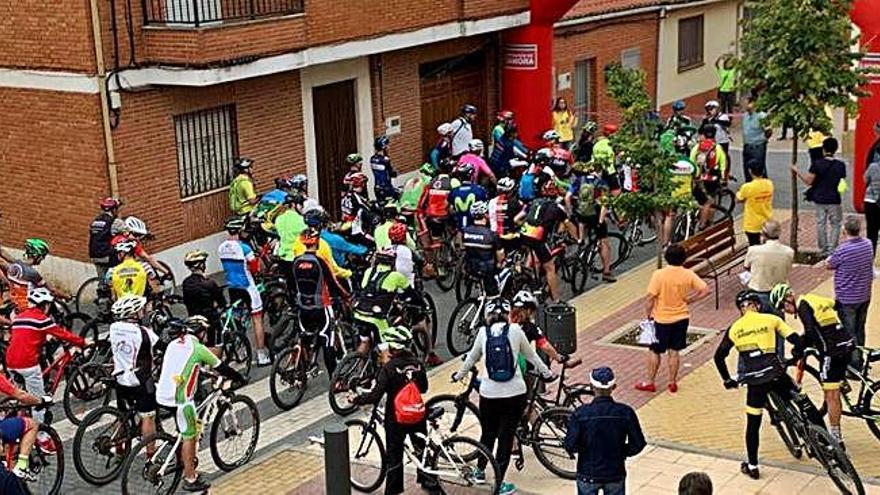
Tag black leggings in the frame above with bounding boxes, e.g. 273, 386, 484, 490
384, 422, 434, 495
865, 201, 880, 255
478, 394, 527, 480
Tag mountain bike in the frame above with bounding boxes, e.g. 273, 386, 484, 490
61, 341, 115, 425
0, 399, 64, 494
218, 301, 254, 381
433, 220, 461, 292
568, 228, 627, 295
270, 318, 345, 410
75, 260, 176, 316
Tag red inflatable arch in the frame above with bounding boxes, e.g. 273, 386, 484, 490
851, 0, 880, 212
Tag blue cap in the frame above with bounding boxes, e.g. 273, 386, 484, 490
590, 366, 616, 389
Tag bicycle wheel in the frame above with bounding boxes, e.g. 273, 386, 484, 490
714, 188, 736, 216
531, 407, 577, 479
79, 318, 110, 342
807, 423, 864, 495
859, 383, 880, 441
210, 394, 260, 471
800, 362, 831, 416
607, 231, 628, 270
766, 393, 803, 459
454, 271, 474, 303
63, 363, 113, 425
632, 217, 658, 246
424, 396, 482, 456
344, 418, 386, 493
64, 311, 93, 338
75, 276, 102, 315
429, 435, 501, 494
269, 345, 308, 410
120, 432, 181, 495
424, 291, 438, 349
73, 406, 132, 485
328, 352, 373, 416
225, 331, 253, 381
447, 298, 482, 357
435, 239, 456, 292
26, 424, 64, 495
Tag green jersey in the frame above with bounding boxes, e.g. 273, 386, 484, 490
156, 335, 220, 406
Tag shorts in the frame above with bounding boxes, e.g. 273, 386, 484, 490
228, 286, 263, 315
425, 217, 448, 239
355, 315, 387, 343
693, 181, 720, 206
0, 417, 25, 443
819, 355, 848, 390
745, 374, 798, 416
116, 382, 157, 417
175, 402, 199, 440
521, 236, 553, 264
579, 215, 608, 239
649, 318, 689, 353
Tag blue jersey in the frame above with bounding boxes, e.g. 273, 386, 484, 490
218, 239, 256, 290
261, 189, 288, 205
321, 231, 368, 267
519, 173, 537, 202
447, 183, 487, 229
370, 154, 395, 190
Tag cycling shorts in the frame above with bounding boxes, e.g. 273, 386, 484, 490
228, 286, 263, 315
354, 314, 388, 343
423, 217, 448, 239
745, 374, 798, 416
175, 401, 199, 440
579, 215, 608, 239
0, 417, 25, 443
602, 172, 621, 192
521, 236, 553, 264
693, 181, 720, 206
116, 382, 157, 417
819, 355, 848, 390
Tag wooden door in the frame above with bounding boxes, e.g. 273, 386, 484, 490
312, 79, 357, 219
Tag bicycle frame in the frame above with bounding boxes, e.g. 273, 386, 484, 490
43, 348, 74, 394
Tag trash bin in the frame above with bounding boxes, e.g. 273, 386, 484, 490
541, 303, 577, 355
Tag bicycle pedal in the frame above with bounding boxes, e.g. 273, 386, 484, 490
514, 458, 524, 471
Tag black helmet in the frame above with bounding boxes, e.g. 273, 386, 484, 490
374, 136, 390, 150
461, 104, 477, 115
735, 290, 762, 308
303, 208, 325, 229
234, 157, 253, 170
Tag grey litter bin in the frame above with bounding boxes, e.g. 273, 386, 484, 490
541, 303, 577, 355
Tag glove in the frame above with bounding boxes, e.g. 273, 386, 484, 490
451, 371, 466, 383
540, 372, 558, 383
723, 379, 738, 390
40, 395, 54, 406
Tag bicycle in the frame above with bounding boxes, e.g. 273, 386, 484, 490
75, 260, 176, 317
119, 370, 260, 494
446, 261, 520, 357
0, 398, 64, 495
568, 228, 627, 295
312, 403, 501, 494
61, 340, 115, 425
432, 220, 461, 293
217, 301, 254, 381
270, 318, 346, 411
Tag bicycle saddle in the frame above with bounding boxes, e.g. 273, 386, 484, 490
427, 406, 445, 422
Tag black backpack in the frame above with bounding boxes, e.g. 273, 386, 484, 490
292, 253, 326, 310
354, 270, 395, 317
88, 212, 114, 259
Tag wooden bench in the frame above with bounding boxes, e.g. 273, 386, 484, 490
680, 218, 748, 309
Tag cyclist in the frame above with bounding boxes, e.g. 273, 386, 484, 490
218, 216, 270, 366
181, 250, 227, 347
510, 290, 565, 363
109, 295, 158, 457
262, 176, 292, 206
119, 216, 170, 281
542, 130, 574, 177
519, 149, 554, 203
448, 163, 488, 232
107, 240, 151, 300
691, 124, 728, 229
400, 163, 436, 215
229, 157, 258, 216
701, 101, 732, 169
770, 284, 854, 445
371, 136, 399, 204
320, 221, 370, 270
340, 172, 376, 247
573, 121, 598, 164
516, 181, 579, 303
492, 110, 515, 152
664, 152, 697, 244
275, 194, 308, 297
488, 177, 525, 254
343, 153, 364, 187
714, 290, 814, 480
89, 197, 125, 279
450, 104, 477, 158
375, 203, 416, 251
457, 139, 497, 189
665, 100, 693, 135
566, 162, 616, 283
462, 201, 502, 297
593, 124, 620, 195
155, 316, 242, 492
489, 123, 528, 179
289, 174, 320, 212
353, 248, 414, 355
417, 160, 459, 272
0, 373, 51, 482
7, 288, 86, 425
0, 239, 61, 311
428, 123, 454, 168
293, 209, 352, 281
351, 325, 438, 495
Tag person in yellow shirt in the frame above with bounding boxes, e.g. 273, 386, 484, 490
292, 209, 351, 281
551, 97, 578, 149
736, 162, 774, 245
108, 240, 149, 300
229, 158, 258, 216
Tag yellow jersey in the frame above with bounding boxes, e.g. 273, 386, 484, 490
726, 310, 794, 354
293, 237, 351, 279
110, 258, 148, 299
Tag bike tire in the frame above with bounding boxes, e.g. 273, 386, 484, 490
210, 394, 260, 472
64, 312, 93, 339
767, 392, 803, 459
446, 298, 482, 357
800, 362, 830, 416
63, 363, 113, 425
225, 331, 253, 381
859, 383, 880, 442
431, 435, 501, 494
715, 188, 736, 216
607, 231, 628, 270
807, 423, 865, 495
75, 276, 101, 315
634, 218, 658, 246
120, 431, 180, 495
424, 395, 482, 459
424, 291, 438, 349
435, 240, 456, 292
531, 407, 577, 480
26, 424, 64, 495
73, 406, 131, 485
269, 345, 308, 410
344, 418, 386, 493
328, 353, 372, 416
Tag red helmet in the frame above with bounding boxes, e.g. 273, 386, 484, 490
602, 124, 619, 135
99, 197, 121, 210
388, 222, 407, 244
496, 110, 515, 122
348, 172, 368, 189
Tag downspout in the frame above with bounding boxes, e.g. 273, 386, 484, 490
655, 7, 667, 110
89, 0, 120, 197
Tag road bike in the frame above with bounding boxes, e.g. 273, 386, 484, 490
0, 399, 64, 494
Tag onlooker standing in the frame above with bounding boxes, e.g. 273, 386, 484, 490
450, 104, 477, 158
807, 129, 827, 165
826, 216, 874, 367
566, 366, 646, 495
870, 121, 880, 167
791, 137, 846, 257
743, 220, 794, 313
741, 97, 770, 181
551, 97, 578, 150
636, 244, 710, 393
864, 149, 880, 255
736, 163, 774, 246
715, 55, 737, 115
679, 472, 713, 495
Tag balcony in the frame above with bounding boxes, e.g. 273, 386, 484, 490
143, 0, 304, 27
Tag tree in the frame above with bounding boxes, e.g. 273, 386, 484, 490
737, 0, 871, 252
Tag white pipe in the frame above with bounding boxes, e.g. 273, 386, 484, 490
88, 0, 120, 197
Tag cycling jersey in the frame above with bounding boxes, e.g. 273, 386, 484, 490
293, 236, 351, 279
462, 224, 498, 275
716, 310, 795, 385
457, 153, 495, 184
520, 198, 567, 242
690, 138, 728, 181
592, 137, 615, 175
156, 334, 220, 407
229, 174, 257, 215
110, 321, 158, 388
374, 221, 417, 251
449, 117, 473, 156
5, 261, 44, 310
109, 257, 149, 299
399, 174, 431, 211
292, 252, 347, 310
355, 266, 410, 319
261, 188, 288, 205
665, 114, 693, 134
370, 153, 396, 191
89, 212, 119, 261
391, 244, 415, 285
274, 209, 307, 262
321, 231, 369, 267
421, 174, 460, 219
488, 135, 527, 177
670, 158, 696, 198
549, 146, 573, 175
488, 195, 524, 236
428, 138, 452, 168
796, 294, 854, 358
182, 273, 227, 322
218, 239, 258, 290
6, 307, 85, 369
448, 183, 487, 229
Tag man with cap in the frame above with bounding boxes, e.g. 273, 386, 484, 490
565, 366, 647, 495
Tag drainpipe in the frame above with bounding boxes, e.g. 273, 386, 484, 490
501, 0, 580, 149
654, 7, 667, 110
89, 0, 120, 197
850, 0, 880, 212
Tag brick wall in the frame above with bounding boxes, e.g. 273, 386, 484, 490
0, 0, 95, 71
553, 14, 659, 127
658, 87, 718, 124
0, 88, 106, 260
462, 0, 530, 20
110, 71, 305, 252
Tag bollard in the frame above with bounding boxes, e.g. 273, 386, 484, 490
324, 422, 351, 495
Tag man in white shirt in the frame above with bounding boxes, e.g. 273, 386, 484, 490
450, 104, 477, 157
743, 220, 794, 314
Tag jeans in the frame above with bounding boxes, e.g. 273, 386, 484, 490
578, 478, 626, 495
10, 365, 46, 422
865, 201, 880, 255
836, 300, 870, 368
815, 204, 842, 256
742, 142, 768, 181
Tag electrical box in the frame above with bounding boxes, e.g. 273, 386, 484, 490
557, 72, 572, 91
385, 116, 401, 136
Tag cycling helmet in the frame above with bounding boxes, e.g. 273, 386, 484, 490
485, 298, 511, 317
534, 148, 554, 165
770, 283, 793, 309
124, 216, 149, 236
24, 238, 50, 258
497, 110, 515, 121
419, 163, 437, 177
27, 287, 54, 306
114, 239, 137, 254
455, 162, 475, 180
717, 114, 731, 125
383, 325, 413, 351
184, 250, 209, 268
382, 202, 400, 221
497, 177, 516, 193
111, 295, 147, 321
388, 222, 407, 244
469, 201, 488, 219
437, 123, 454, 136
303, 209, 325, 229
602, 124, 619, 135
705, 100, 720, 109
542, 130, 561, 142
225, 216, 246, 233
301, 229, 320, 247
461, 104, 477, 115
375, 247, 397, 265
735, 289, 762, 308
374, 136, 390, 150
274, 176, 292, 190
290, 174, 308, 192
99, 197, 121, 210
468, 139, 484, 153
672, 100, 686, 112
512, 290, 538, 309
184, 315, 211, 335
234, 157, 253, 170
348, 172, 368, 189
346, 153, 363, 165
582, 121, 598, 134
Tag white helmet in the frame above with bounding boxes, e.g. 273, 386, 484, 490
124, 216, 149, 236
437, 123, 454, 135
705, 100, 720, 109
497, 177, 516, 193
542, 130, 561, 142
512, 290, 538, 308
717, 114, 731, 124
27, 287, 54, 306
469, 201, 489, 218
468, 139, 484, 152
112, 295, 147, 320
114, 239, 138, 254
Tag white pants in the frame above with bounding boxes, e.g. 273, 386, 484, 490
10, 365, 46, 422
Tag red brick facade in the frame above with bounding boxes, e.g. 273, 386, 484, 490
0, 0, 95, 71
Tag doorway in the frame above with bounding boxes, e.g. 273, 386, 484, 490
312, 79, 357, 219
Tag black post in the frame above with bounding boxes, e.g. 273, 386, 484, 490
192, 0, 200, 27
324, 423, 351, 495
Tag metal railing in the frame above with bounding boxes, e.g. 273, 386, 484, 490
143, 0, 304, 27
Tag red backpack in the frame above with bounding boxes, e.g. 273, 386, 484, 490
393, 381, 426, 425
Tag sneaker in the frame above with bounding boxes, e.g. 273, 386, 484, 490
668, 383, 678, 393
602, 273, 617, 283
182, 474, 211, 492
256, 348, 271, 367
740, 462, 760, 480
471, 467, 486, 484
499, 481, 518, 495
634, 382, 656, 393
12, 467, 36, 482
36, 432, 57, 455
425, 353, 444, 367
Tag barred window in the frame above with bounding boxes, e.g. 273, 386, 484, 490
174, 105, 238, 199
678, 15, 704, 72
621, 48, 641, 70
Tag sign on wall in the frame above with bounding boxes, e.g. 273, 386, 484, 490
504, 44, 538, 70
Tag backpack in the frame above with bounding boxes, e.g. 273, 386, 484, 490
695, 140, 719, 177
394, 380, 426, 425
485, 324, 516, 382
88, 213, 114, 259
524, 198, 552, 226
354, 269, 395, 316
575, 179, 597, 218
519, 173, 536, 201
292, 252, 325, 310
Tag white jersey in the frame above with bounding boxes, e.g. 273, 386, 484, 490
393, 244, 415, 285
109, 321, 158, 388
450, 117, 473, 156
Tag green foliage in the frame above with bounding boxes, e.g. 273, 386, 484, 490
737, 0, 871, 137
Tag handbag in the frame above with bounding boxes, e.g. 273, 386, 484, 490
638, 319, 658, 345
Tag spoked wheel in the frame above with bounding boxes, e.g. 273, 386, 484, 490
424, 396, 482, 459
446, 298, 482, 357
26, 425, 64, 495
859, 383, 880, 442
75, 277, 111, 317
767, 393, 803, 459
607, 231, 628, 270
531, 407, 577, 479
629, 217, 658, 246
73, 406, 133, 485
435, 239, 456, 292
63, 363, 113, 425
710, 189, 735, 224
572, 245, 599, 294
210, 394, 260, 471
224, 331, 253, 382
269, 345, 308, 410
329, 353, 374, 416
454, 272, 475, 303
807, 423, 864, 495
120, 432, 181, 495
428, 436, 501, 494
345, 418, 386, 493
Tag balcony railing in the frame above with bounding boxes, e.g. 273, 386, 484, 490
143, 0, 304, 27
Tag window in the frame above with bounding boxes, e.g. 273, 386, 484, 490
678, 15, 704, 71
574, 58, 597, 123
174, 105, 239, 199
621, 48, 641, 69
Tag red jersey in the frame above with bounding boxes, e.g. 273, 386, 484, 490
421, 175, 458, 219
0, 374, 17, 396
6, 307, 85, 369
